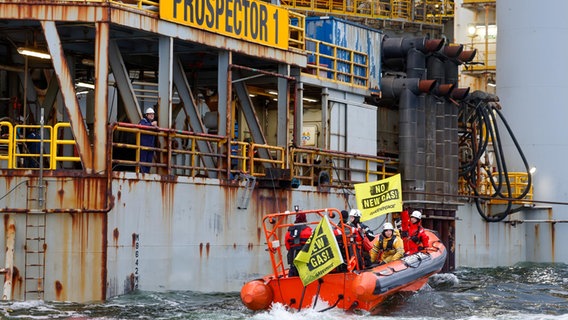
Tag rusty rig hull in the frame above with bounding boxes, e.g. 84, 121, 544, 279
0, 0, 559, 303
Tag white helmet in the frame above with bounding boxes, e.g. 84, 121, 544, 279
382, 222, 394, 231
349, 209, 361, 217
145, 107, 155, 114
411, 210, 422, 220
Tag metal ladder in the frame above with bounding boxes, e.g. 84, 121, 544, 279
24, 183, 46, 300
237, 174, 256, 209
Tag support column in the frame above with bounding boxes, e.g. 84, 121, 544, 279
42, 21, 92, 171
218, 51, 230, 138
93, 22, 109, 173
218, 51, 231, 177
321, 87, 329, 149
158, 36, 173, 129
277, 63, 289, 147
294, 82, 303, 147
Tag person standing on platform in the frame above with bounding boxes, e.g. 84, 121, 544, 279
138, 107, 157, 173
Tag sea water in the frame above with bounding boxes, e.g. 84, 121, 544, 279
1, 263, 567, 320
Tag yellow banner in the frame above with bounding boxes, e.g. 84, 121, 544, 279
160, 0, 289, 50
293, 216, 344, 286
354, 174, 402, 222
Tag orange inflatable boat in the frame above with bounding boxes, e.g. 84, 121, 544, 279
240, 208, 447, 314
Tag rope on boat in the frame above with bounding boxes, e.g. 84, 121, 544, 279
297, 286, 307, 312
318, 294, 343, 312
312, 278, 323, 309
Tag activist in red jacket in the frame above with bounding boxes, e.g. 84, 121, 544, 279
285, 213, 313, 277
401, 210, 429, 255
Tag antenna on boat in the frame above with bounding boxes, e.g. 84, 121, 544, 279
326, 158, 355, 210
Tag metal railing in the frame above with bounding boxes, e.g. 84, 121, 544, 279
111, 123, 398, 187
280, 0, 454, 25
290, 147, 398, 187
0, 121, 80, 170
288, 11, 306, 50
228, 141, 286, 178
304, 38, 368, 87
458, 172, 533, 204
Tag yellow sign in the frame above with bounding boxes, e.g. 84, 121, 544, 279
294, 216, 343, 286
354, 174, 402, 222
160, 0, 289, 50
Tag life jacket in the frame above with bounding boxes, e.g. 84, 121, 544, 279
378, 234, 397, 251
286, 225, 310, 265
287, 225, 310, 248
410, 226, 425, 243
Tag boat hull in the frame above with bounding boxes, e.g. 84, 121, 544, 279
241, 230, 446, 313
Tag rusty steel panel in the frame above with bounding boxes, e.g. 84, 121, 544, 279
105, 174, 358, 297
0, 175, 110, 301
0, 2, 109, 21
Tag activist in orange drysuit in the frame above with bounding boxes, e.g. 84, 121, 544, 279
400, 210, 429, 255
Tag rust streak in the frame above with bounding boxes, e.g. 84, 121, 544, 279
129, 273, 135, 292
12, 267, 21, 297
113, 228, 120, 244
55, 280, 63, 300
131, 233, 137, 247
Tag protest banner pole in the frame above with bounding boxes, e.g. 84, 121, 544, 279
298, 286, 307, 312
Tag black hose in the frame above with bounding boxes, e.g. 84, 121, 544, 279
458, 94, 533, 222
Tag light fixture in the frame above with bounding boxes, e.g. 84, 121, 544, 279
530, 167, 536, 174
302, 97, 318, 103
76, 82, 95, 89
81, 58, 95, 66
467, 24, 477, 37
17, 47, 51, 60
487, 83, 496, 87
267, 90, 278, 95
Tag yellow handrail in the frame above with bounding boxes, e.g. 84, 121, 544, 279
51, 123, 81, 169
281, 0, 454, 25
13, 124, 53, 169
290, 147, 397, 187
304, 38, 368, 87
288, 11, 306, 50
0, 121, 14, 168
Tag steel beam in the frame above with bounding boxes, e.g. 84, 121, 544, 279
172, 56, 217, 176
233, 80, 270, 161
108, 41, 142, 123
93, 22, 110, 173
42, 21, 93, 171
158, 36, 173, 129
277, 63, 289, 147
